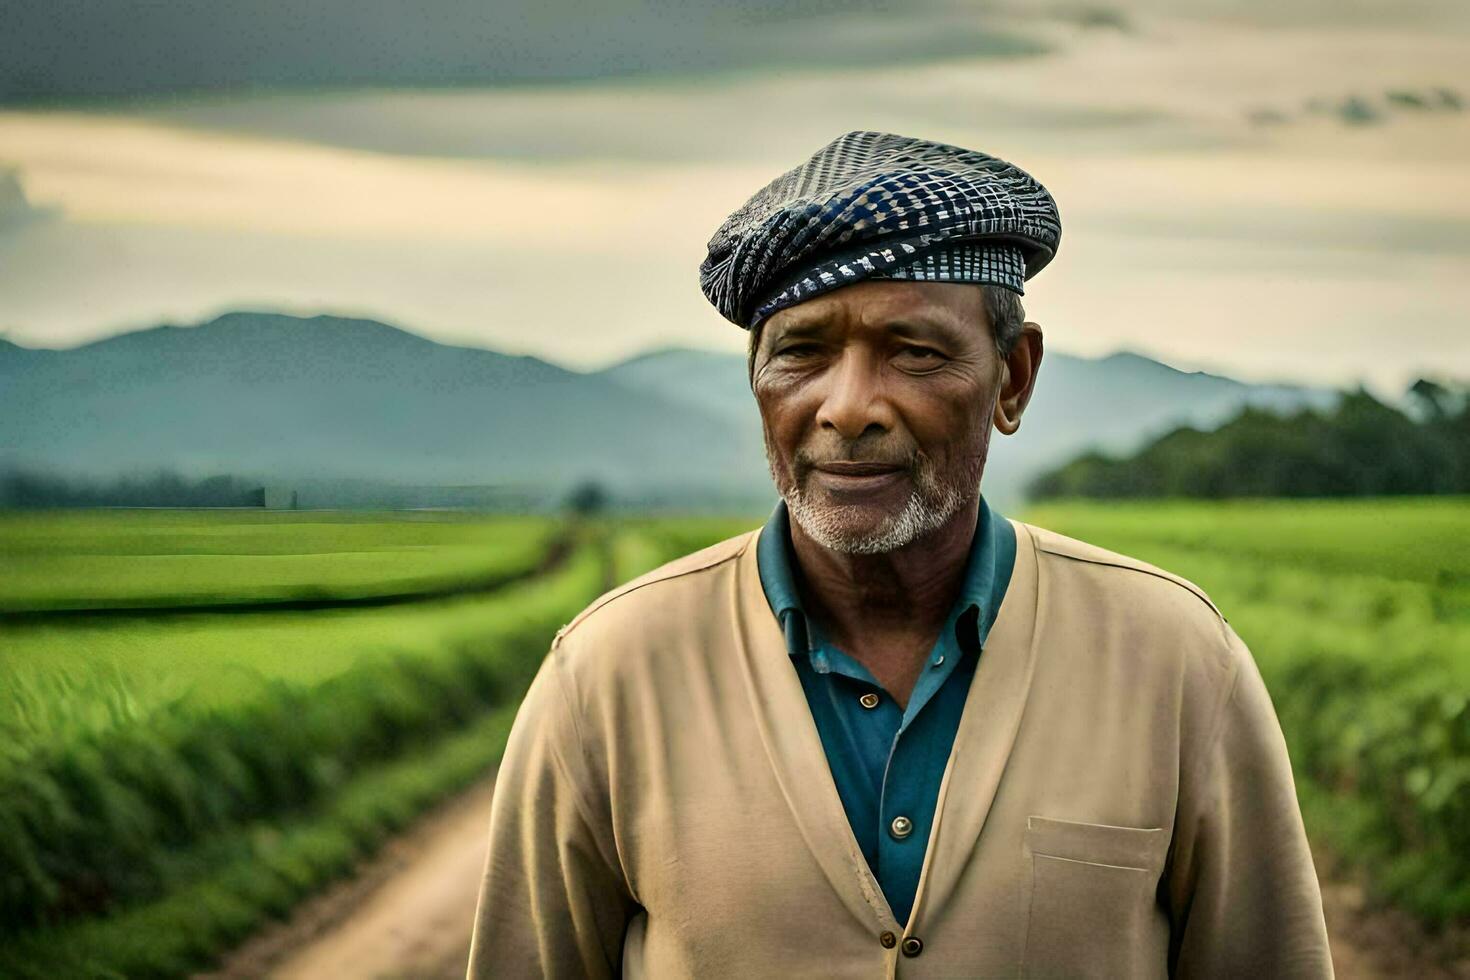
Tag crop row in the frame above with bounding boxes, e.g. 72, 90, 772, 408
0, 704, 523, 979
0, 511, 559, 613
0, 534, 606, 933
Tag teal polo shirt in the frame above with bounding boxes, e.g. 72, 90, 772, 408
756, 494, 1016, 926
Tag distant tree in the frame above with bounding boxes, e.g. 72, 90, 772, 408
1408, 378, 1451, 421
565, 480, 610, 516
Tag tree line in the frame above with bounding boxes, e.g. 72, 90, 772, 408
0, 468, 616, 512
0, 469, 266, 508
1029, 379, 1469, 500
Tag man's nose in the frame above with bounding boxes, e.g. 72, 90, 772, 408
814, 348, 893, 440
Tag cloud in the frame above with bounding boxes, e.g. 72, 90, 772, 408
0, 0, 1042, 102
0, 112, 766, 247
0, 167, 58, 232
1, 8, 1467, 397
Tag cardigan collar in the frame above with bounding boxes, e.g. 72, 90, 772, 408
730, 514, 1042, 937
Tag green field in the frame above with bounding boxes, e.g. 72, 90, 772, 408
0, 510, 559, 612
0, 508, 760, 978
0, 498, 1464, 976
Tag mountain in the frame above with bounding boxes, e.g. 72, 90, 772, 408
593, 347, 758, 426
0, 312, 1338, 511
0, 312, 768, 505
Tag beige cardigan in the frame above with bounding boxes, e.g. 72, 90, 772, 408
467, 519, 1333, 978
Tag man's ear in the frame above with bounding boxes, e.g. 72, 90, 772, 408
993, 321, 1043, 435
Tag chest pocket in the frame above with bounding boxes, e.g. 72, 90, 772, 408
1020, 815, 1170, 979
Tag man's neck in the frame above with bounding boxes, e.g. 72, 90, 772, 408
788, 495, 981, 655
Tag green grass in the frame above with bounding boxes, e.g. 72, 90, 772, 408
0, 704, 522, 979
606, 514, 763, 582
0, 508, 745, 977
0, 510, 558, 612
1021, 496, 1470, 598
0, 523, 605, 933
1021, 496, 1470, 925
1, 546, 578, 767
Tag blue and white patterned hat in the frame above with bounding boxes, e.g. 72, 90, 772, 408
699, 130, 1061, 330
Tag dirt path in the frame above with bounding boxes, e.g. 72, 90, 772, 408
1317, 858, 1470, 979
201, 776, 498, 980
206, 775, 1463, 979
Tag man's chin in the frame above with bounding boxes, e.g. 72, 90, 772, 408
786, 496, 916, 555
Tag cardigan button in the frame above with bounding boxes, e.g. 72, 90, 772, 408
901, 936, 924, 958
889, 815, 914, 839
879, 931, 897, 949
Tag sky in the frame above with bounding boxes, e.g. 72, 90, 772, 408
1, 0, 1467, 397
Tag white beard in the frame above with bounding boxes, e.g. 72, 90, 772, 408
767, 441, 979, 555
785, 481, 969, 554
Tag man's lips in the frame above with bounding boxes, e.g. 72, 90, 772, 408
810, 461, 907, 476
807, 461, 910, 497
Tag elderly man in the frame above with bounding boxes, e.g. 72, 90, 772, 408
467, 131, 1333, 978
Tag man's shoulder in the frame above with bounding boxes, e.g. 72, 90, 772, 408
1018, 519, 1229, 641
553, 527, 758, 651
1017, 519, 1245, 700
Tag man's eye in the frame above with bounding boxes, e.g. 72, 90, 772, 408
777, 345, 820, 358
899, 346, 943, 363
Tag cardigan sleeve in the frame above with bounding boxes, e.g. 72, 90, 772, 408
1166, 621, 1334, 979
466, 642, 637, 979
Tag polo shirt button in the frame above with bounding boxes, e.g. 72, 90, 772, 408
889, 815, 913, 839
859, 692, 880, 709
880, 930, 897, 949
901, 936, 924, 957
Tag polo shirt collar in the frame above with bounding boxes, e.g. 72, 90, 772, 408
756, 492, 1008, 660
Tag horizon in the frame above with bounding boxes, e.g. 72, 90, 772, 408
0, 304, 1409, 397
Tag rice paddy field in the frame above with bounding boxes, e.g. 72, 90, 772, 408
0, 508, 757, 977
0, 497, 1464, 976
0, 510, 562, 613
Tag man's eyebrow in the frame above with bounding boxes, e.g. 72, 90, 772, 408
882, 315, 968, 343
769, 310, 968, 343
767, 320, 831, 342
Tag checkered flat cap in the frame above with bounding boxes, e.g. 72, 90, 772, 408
699, 130, 1061, 330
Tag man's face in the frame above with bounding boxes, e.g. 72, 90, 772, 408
751, 280, 1015, 555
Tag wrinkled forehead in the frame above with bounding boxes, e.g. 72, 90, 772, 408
759, 280, 986, 344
